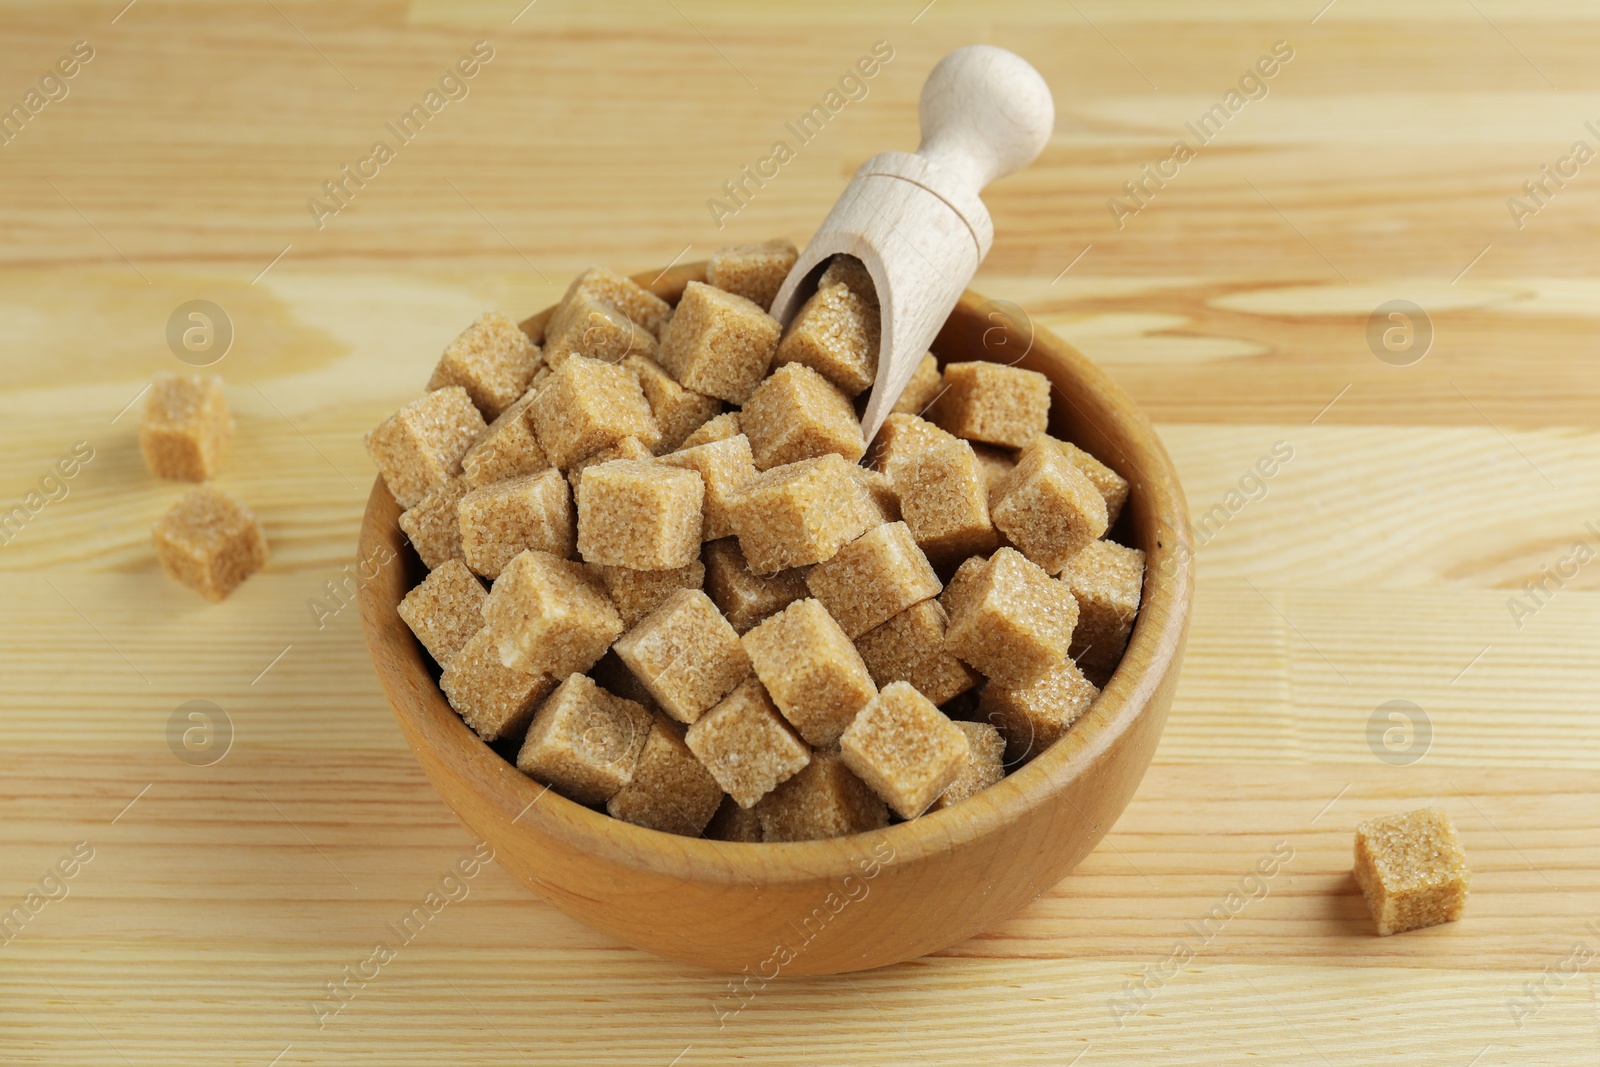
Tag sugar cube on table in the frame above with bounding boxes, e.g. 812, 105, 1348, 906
594, 559, 705, 629
891, 353, 943, 417
543, 296, 657, 368
754, 750, 888, 842
743, 598, 876, 747
991, 436, 1109, 575
482, 549, 622, 678
679, 411, 741, 450
657, 280, 780, 404
515, 673, 653, 805
978, 657, 1100, 765
726, 454, 879, 574
1353, 807, 1471, 936
365, 386, 487, 509
929, 720, 1006, 811
685, 676, 811, 808
440, 628, 557, 743
427, 311, 541, 419
622, 355, 721, 454
397, 558, 486, 667
527, 354, 661, 470
703, 537, 810, 634
398, 474, 470, 570
704, 796, 765, 841
705, 238, 798, 311
460, 390, 549, 489
613, 589, 750, 725
840, 681, 970, 820
944, 547, 1079, 687
804, 521, 941, 639
151, 485, 269, 601
605, 714, 724, 836
656, 434, 757, 542
561, 266, 674, 338
140, 373, 232, 482
854, 598, 980, 706
740, 362, 866, 470
929, 361, 1051, 449
459, 468, 575, 579
576, 459, 703, 570
1060, 539, 1145, 680
774, 280, 879, 396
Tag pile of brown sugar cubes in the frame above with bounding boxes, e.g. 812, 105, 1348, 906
367, 238, 1145, 842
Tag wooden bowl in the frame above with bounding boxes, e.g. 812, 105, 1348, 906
357, 262, 1193, 975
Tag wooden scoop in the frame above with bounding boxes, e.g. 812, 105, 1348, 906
769, 45, 1055, 442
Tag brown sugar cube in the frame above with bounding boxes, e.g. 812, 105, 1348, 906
971, 444, 1018, 507
867, 413, 954, 481
139, 373, 232, 482
854, 598, 981, 706
945, 547, 1079, 687
1061, 539, 1145, 678
440, 628, 558, 743
755, 750, 888, 842
613, 589, 750, 724
622, 356, 721, 453
365, 386, 487, 508
566, 436, 654, 493
685, 676, 811, 807
562, 265, 674, 338
1046, 436, 1131, 526
705, 795, 764, 841
705, 238, 798, 311
427, 312, 541, 419
657, 434, 757, 541
589, 647, 662, 715
397, 558, 486, 666
398, 474, 470, 570
805, 521, 941, 639
606, 714, 724, 836
774, 281, 880, 396
483, 550, 622, 677
577, 459, 703, 569
840, 681, 970, 819
740, 363, 866, 470
527, 355, 661, 470
515, 673, 652, 804
679, 410, 741, 450
458, 468, 575, 580
818, 255, 877, 305
461, 391, 549, 489
595, 559, 705, 629
152, 486, 268, 601
992, 436, 1109, 575
847, 465, 900, 525
1354, 807, 1471, 936
743, 598, 877, 746
657, 281, 781, 404
726, 454, 878, 575
703, 537, 810, 634
893, 436, 1000, 568
979, 657, 1099, 764
891, 353, 943, 416
930, 361, 1051, 449
930, 721, 1006, 811
938, 555, 988, 620
543, 296, 656, 369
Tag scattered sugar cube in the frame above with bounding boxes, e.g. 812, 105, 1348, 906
846, 465, 900, 525
427, 312, 542, 419
740, 363, 866, 470
774, 281, 880, 396
705, 238, 798, 311
978, 657, 1099, 764
840, 681, 970, 819
595, 559, 705, 629
516, 673, 653, 804
703, 537, 810, 634
755, 750, 888, 842
1060, 540, 1145, 679
892, 353, 943, 416
945, 547, 1079, 687
613, 589, 750, 724
891, 435, 999, 568
854, 598, 980, 705
139, 373, 232, 482
657, 434, 757, 541
992, 436, 1109, 575
398, 474, 470, 570
606, 714, 724, 836
483, 550, 623, 677
577, 459, 703, 569
527, 355, 661, 470
705, 795, 764, 841
743, 598, 877, 747
562, 266, 674, 337
685, 676, 811, 808
679, 410, 741, 450
1354, 807, 1471, 936
398, 558, 486, 666
152, 486, 268, 601
543, 296, 657, 368
930, 721, 1006, 811
365, 386, 487, 508
1047, 436, 1131, 526
657, 280, 780, 404
930, 362, 1051, 448
818, 255, 877, 305
440, 628, 557, 743
461, 391, 549, 489
567, 436, 654, 493
459, 468, 575, 579
622, 356, 721, 453
726, 454, 879, 574
805, 521, 941, 638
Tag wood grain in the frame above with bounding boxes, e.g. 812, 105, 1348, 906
2, 0, 1598, 1062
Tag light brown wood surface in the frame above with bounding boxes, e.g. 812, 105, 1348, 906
2, 2, 1596, 1063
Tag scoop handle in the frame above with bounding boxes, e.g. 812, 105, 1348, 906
914, 45, 1055, 201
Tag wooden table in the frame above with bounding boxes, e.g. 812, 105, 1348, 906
4, 2, 1595, 1063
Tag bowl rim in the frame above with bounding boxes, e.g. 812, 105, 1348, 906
360, 262, 1193, 888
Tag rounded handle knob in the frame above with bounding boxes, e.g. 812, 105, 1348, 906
915, 45, 1055, 197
